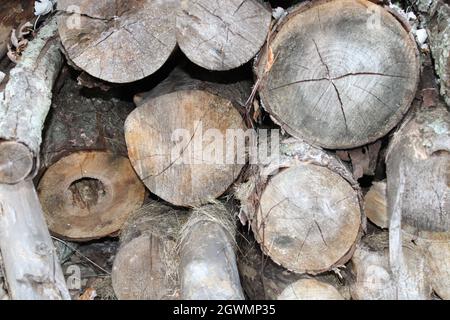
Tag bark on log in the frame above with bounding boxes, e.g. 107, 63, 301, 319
125, 67, 250, 207
57, 0, 179, 83
37, 78, 145, 241
350, 231, 432, 300
179, 202, 245, 300
411, 0, 450, 106
255, 0, 420, 149
236, 138, 363, 274
386, 99, 450, 241
0, 255, 8, 300
237, 234, 351, 300
0, 180, 70, 300
0, 17, 62, 184
364, 180, 388, 229
112, 201, 188, 300
176, 0, 272, 71
0, 0, 35, 59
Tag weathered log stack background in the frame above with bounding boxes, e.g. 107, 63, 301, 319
0, 0, 449, 300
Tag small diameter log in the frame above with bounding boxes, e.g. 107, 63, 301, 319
57, 0, 178, 83
176, 0, 272, 71
350, 232, 432, 300
125, 68, 250, 207
179, 202, 244, 300
112, 201, 188, 300
412, 0, 450, 106
237, 234, 351, 300
0, 17, 62, 184
364, 180, 389, 229
37, 79, 145, 241
236, 138, 363, 275
0, 180, 70, 300
255, 0, 420, 149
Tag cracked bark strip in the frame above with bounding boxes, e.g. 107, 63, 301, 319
0, 17, 62, 184
255, 0, 420, 149
57, 0, 178, 83
235, 138, 363, 275
176, 0, 271, 70
125, 67, 251, 208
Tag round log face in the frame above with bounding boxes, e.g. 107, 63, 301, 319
38, 151, 145, 241
257, 0, 419, 149
176, 0, 272, 70
255, 164, 361, 274
125, 90, 246, 207
57, 0, 178, 83
278, 279, 344, 300
0, 142, 34, 184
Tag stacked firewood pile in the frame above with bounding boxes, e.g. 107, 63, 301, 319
0, 0, 449, 300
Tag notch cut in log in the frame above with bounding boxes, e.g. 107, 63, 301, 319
37, 78, 145, 241
0, 17, 62, 184
179, 202, 244, 300
236, 138, 363, 275
125, 67, 250, 207
237, 233, 351, 300
57, 0, 178, 83
255, 0, 420, 149
112, 201, 188, 300
0, 180, 70, 300
176, 0, 272, 71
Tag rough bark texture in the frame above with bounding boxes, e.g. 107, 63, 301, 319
0, 180, 70, 300
412, 0, 450, 106
0, 17, 62, 183
364, 180, 388, 229
236, 138, 363, 275
255, 0, 420, 149
37, 78, 145, 241
0, 0, 35, 59
112, 201, 188, 300
237, 233, 352, 300
125, 67, 250, 207
386, 99, 450, 241
57, 0, 179, 83
176, 0, 272, 70
179, 202, 245, 300
350, 231, 432, 300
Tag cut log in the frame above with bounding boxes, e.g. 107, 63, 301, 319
386, 101, 450, 241
0, 255, 8, 300
278, 279, 344, 300
237, 234, 351, 300
411, 0, 450, 106
176, 0, 272, 71
179, 202, 244, 300
57, 0, 178, 83
415, 239, 450, 300
0, 0, 35, 59
125, 68, 250, 207
236, 138, 363, 274
37, 78, 145, 241
255, 0, 420, 149
364, 180, 389, 229
350, 231, 432, 300
112, 201, 188, 300
0, 180, 70, 300
0, 17, 62, 184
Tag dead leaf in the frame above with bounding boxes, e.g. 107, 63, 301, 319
79, 287, 97, 300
